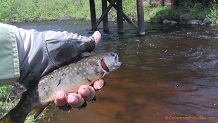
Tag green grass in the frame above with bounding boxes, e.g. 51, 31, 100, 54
0, 0, 137, 23
0, 85, 47, 123
207, 0, 218, 23
0, 0, 218, 24
0, 85, 14, 117
143, 3, 212, 23
0, 0, 100, 23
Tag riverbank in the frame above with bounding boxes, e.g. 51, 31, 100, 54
0, 0, 218, 26
0, 85, 48, 122
150, 2, 218, 26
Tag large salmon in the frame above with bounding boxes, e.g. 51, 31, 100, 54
0, 52, 121, 123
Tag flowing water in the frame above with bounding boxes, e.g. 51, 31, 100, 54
15, 21, 218, 123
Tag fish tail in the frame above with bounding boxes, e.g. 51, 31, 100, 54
0, 112, 15, 123
0, 108, 27, 123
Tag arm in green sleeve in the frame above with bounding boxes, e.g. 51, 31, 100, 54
0, 23, 96, 90
0, 23, 20, 86
15, 27, 96, 90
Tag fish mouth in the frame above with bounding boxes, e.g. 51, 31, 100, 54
101, 59, 110, 72
101, 52, 121, 72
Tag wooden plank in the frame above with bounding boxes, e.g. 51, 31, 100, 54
89, 0, 96, 31
102, 0, 109, 32
136, 0, 145, 35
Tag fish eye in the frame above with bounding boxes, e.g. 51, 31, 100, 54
110, 52, 116, 57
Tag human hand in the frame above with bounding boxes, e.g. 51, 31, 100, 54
53, 31, 104, 110
55, 79, 106, 110
92, 31, 101, 45
16, 28, 102, 110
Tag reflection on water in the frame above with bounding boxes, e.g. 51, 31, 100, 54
15, 21, 218, 123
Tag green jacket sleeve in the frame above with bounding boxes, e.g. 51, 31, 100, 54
0, 23, 96, 90
0, 23, 20, 86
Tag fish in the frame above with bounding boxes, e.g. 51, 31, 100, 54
0, 52, 121, 123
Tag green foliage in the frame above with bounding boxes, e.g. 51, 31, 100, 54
0, 86, 10, 97
0, 85, 47, 123
1, 0, 218, 25
143, 5, 179, 22
0, 1, 13, 23
123, 0, 137, 20
0, 0, 100, 23
0, 85, 14, 118
144, 2, 214, 23
144, 5, 165, 22
207, 0, 218, 24
186, 2, 210, 19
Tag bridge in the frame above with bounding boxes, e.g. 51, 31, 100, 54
89, 0, 145, 35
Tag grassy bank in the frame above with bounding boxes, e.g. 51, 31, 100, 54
0, 0, 95, 23
0, 0, 218, 24
146, 2, 218, 24
0, 86, 13, 117
0, 85, 47, 123
0, 85, 34, 122
0, 0, 137, 23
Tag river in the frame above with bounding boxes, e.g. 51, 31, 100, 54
15, 21, 218, 123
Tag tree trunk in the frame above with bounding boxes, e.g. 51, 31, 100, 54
161, 0, 165, 6
172, 0, 179, 6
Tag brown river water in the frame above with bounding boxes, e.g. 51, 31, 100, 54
15, 21, 218, 123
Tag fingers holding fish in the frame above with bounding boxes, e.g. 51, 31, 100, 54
92, 31, 101, 45
54, 91, 85, 108
78, 85, 96, 101
54, 90, 67, 106
55, 93, 86, 111
67, 93, 85, 108
93, 79, 106, 90
66, 93, 79, 105
54, 83, 100, 108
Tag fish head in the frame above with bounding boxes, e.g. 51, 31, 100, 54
98, 52, 121, 74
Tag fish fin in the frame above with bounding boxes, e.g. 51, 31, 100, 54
0, 112, 14, 123
0, 108, 24, 123
32, 105, 48, 120
81, 52, 96, 57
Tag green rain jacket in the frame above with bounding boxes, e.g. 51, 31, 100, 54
0, 23, 20, 85
0, 23, 95, 89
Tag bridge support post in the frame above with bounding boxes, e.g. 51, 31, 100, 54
136, 0, 145, 35
89, 0, 97, 31
117, 0, 124, 34
102, 0, 109, 32
89, 0, 145, 35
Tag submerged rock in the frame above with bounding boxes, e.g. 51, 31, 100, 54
172, 14, 180, 21
203, 18, 212, 25
163, 19, 171, 24
180, 14, 192, 22
163, 19, 178, 25
170, 21, 178, 25
187, 20, 202, 25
